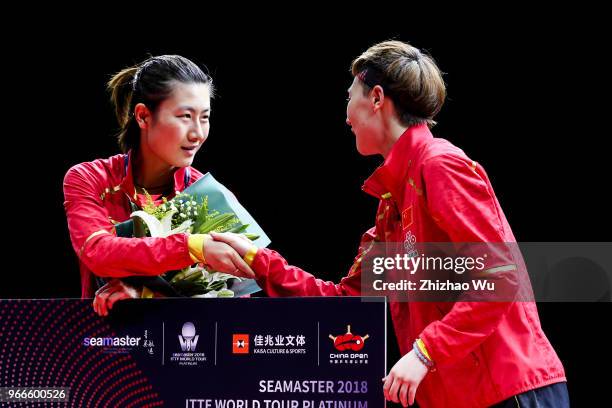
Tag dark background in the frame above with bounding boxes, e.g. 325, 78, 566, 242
3, 14, 610, 406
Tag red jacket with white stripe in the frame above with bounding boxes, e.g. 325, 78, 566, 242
250, 124, 566, 407
63, 152, 203, 298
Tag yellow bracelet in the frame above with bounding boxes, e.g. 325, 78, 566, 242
243, 245, 259, 266
416, 338, 432, 361
187, 234, 207, 263
141, 286, 155, 299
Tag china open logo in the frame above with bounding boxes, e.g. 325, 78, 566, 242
329, 325, 369, 351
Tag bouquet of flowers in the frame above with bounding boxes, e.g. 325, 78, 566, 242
113, 173, 270, 298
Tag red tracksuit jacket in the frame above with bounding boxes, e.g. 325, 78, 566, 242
250, 124, 566, 407
63, 151, 203, 298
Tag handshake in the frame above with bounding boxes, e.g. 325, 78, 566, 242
93, 232, 257, 316
199, 232, 258, 279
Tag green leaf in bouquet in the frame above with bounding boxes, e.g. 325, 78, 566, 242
208, 280, 227, 292
207, 271, 241, 283
192, 288, 235, 298
195, 213, 238, 234
169, 268, 189, 283
170, 266, 202, 283
192, 196, 209, 232
226, 225, 259, 241
163, 269, 182, 282
185, 271, 204, 283
217, 289, 234, 297
229, 224, 249, 233
173, 279, 209, 297
215, 221, 242, 233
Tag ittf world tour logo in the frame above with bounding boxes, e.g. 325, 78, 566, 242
328, 325, 369, 364
171, 322, 207, 366
233, 334, 249, 354
178, 322, 199, 352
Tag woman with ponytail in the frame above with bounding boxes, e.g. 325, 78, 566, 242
63, 55, 252, 310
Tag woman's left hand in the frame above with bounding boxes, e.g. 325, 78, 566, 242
382, 350, 429, 407
93, 279, 140, 317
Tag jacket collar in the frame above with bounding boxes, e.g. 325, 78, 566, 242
119, 150, 191, 207
362, 124, 433, 201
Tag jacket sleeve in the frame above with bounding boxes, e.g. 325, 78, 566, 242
250, 227, 379, 297
417, 153, 519, 365
63, 165, 195, 278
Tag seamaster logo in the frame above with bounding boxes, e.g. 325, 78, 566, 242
83, 335, 141, 347
178, 322, 199, 352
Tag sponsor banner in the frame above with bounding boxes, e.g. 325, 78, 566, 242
0, 297, 385, 407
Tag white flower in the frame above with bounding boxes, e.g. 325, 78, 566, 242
130, 209, 193, 237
